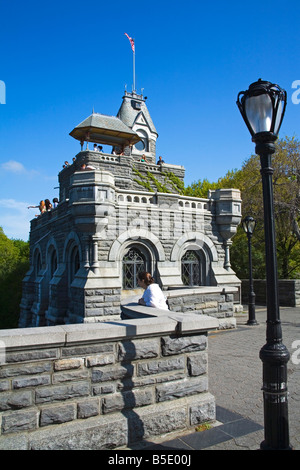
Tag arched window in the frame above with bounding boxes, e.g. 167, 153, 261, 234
34, 250, 42, 278
122, 246, 149, 289
69, 245, 80, 284
181, 250, 205, 286
134, 129, 148, 152
50, 250, 57, 278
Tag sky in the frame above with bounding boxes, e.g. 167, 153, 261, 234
1, 0, 300, 241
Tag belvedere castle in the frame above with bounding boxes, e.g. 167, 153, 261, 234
0, 90, 243, 450
19, 90, 242, 328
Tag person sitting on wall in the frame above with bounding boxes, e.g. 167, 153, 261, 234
137, 272, 169, 310
157, 156, 165, 165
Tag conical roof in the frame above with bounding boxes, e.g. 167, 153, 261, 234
117, 92, 158, 135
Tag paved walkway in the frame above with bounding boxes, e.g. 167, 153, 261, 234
138, 306, 300, 451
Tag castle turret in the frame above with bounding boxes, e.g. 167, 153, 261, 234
117, 91, 158, 163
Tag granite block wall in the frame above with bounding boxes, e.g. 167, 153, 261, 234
0, 312, 218, 450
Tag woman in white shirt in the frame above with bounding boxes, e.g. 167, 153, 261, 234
137, 272, 169, 310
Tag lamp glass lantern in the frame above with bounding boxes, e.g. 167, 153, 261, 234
242, 216, 256, 236
237, 79, 287, 139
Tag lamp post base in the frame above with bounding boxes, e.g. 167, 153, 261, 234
247, 294, 258, 325
259, 341, 292, 450
246, 319, 258, 326
260, 440, 293, 451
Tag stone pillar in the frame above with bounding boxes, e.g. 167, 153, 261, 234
83, 236, 90, 269
91, 236, 100, 274
223, 240, 232, 271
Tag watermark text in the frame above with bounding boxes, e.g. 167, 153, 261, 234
291, 340, 300, 365
291, 80, 300, 104
0, 80, 6, 104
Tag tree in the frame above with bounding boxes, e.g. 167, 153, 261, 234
184, 178, 219, 198
0, 227, 29, 328
233, 137, 300, 279
185, 137, 300, 280
271, 137, 300, 277
0, 227, 20, 277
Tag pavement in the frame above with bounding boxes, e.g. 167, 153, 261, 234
128, 305, 300, 451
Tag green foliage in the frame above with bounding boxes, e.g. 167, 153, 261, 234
184, 178, 219, 198
132, 167, 154, 192
195, 422, 212, 432
133, 178, 154, 192
0, 227, 20, 277
231, 137, 300, 279
162, 172, 185, 194
0, 227, 29, 329
133, 166, 180, 194
146, 171, 171, 193
185, 137, 300, 280
229, 226, 266, 279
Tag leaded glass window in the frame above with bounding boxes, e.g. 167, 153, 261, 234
123, 247, 146, 289
181, 250, 201, 286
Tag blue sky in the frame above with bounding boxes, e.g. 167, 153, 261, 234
1, 0, 300, 241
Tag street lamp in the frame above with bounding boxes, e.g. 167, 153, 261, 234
237, 79, 292, 450
242, 216, 258, 326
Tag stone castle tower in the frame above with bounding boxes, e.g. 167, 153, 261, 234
19, 90, 242, 327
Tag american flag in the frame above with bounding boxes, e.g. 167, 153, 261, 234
125, 33, 135, 53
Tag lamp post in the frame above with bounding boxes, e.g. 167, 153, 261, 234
237, 79, 292, 450
242, 216, 257, 325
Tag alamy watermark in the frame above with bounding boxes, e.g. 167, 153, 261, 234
291, 340, 300, 365
0, 80, 6, 104
291, 80, 300, 104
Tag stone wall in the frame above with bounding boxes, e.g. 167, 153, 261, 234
0, 310, 218, 450
122, 286, 239, 330
167, 286, 238, 329
241, 279, 300, 307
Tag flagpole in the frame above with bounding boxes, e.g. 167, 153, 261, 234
133, 45, 135, 92
125, 33, 136, 92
